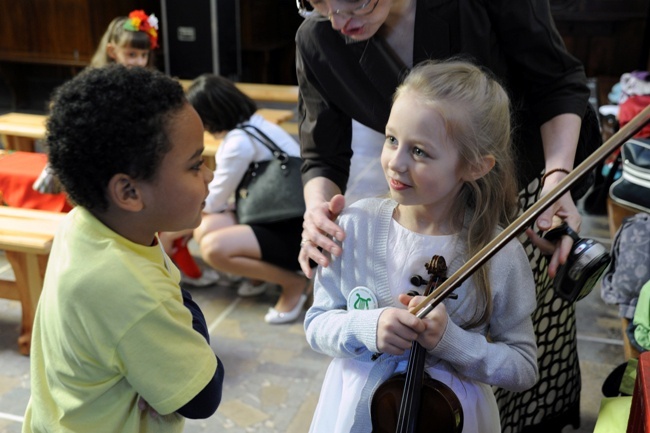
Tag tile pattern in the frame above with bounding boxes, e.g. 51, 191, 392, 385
0, 210, 627, 432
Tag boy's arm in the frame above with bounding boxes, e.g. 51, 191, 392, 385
176, 358, 224, 418
181, 288, 211, 343
176, 289, 225, 418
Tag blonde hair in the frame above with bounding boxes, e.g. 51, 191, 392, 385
90, 16, 155, 68
395, 59, 519, 328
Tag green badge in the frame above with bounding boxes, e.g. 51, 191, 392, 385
347, 286, 378, 310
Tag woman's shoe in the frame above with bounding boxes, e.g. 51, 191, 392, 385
237, 280, 270, 297
180, 268, 221, 287
264, 294, 308, 324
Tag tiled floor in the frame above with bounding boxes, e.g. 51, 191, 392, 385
0, 206, 627, 433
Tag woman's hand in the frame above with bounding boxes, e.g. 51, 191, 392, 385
528, 175, 582, 278
299, 193, 346, 277
532, 113, 583, 277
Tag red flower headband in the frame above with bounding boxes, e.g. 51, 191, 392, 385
123, 10, 159, 50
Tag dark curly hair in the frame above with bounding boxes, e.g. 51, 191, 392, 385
46, 64, 186, 211
186, 74, 257, 133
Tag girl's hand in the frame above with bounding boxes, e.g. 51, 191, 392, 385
400, 294, 448, 351
376, 307, 426, 355
299, 194, 346, 277
529, 187, 581, 278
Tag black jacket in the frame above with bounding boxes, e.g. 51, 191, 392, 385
296, 0, 592, 192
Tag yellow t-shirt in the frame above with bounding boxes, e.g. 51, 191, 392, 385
23, 207, 218, 433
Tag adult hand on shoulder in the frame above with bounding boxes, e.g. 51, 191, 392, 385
527, 186, 582, 278
299, 193, 346, 277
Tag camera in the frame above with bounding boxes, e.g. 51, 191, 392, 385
543, 222, 611, 303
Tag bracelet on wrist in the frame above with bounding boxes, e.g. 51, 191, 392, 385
541, 168, 570, 186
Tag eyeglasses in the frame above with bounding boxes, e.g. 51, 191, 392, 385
296, 0, 379, 22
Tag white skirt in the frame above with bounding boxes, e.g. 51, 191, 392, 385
309, 357, 500, 433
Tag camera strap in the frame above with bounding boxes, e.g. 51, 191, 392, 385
542, 222, 580, 243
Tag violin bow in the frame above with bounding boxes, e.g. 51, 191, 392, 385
411, 104, 650, 319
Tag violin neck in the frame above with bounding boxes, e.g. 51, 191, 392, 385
396, 341, 427, 433
395, 257, 446, 432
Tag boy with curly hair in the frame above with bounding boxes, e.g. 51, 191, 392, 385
22, 64, 224, 433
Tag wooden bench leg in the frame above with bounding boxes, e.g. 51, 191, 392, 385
607, 197, 639, 238
2, 135, 36, 152
4, 251, 48, 355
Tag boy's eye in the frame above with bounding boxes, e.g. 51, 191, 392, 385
191, 160, 204, 171
385, 135, 397, 146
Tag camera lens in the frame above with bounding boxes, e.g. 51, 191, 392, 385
556, 238, 611, 302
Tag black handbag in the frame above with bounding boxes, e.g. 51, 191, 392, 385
235, 124, 306, 225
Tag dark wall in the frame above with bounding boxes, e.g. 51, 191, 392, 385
0, 0, 302, 112
551, 0, 650, 77
0, 0, 161, 112
0, 0, 161, 67
1, 0, 647, 112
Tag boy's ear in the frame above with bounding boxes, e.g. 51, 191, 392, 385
464, 154, 496, 182
107, 174, 144, 212
106, 43, 117, 60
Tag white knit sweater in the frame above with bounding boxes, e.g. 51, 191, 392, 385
305, 198, 538, 432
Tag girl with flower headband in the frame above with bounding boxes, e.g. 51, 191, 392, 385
34, 11, 160, 196
90, 10, 159, 69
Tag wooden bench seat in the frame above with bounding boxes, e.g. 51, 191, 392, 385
0, 206, 66, 355
0, 109, 296, 171
0, 112, 46, 152
236, 82, 299, 104
202, 108, 295, 170
178, 80, 299, 104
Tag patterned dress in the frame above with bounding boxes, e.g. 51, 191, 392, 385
495, 178, 581, 432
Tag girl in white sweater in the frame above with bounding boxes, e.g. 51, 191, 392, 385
305, 60, 538, 432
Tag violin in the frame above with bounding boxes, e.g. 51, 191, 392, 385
371, 255, 463, 433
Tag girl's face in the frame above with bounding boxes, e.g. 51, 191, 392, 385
138, 104, 213, 232
107, 44, 150, 68
381, 91, 468, 226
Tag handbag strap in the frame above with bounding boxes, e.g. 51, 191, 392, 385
237, 124, 286, 158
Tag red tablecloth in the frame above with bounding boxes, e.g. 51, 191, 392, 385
0, 151, 71, 212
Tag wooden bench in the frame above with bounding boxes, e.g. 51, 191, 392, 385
0, 112, 46, 152
178, 80, 299, 104
202, 107, 294, 170
236, 82, 299, 104
0, 109, 296, 171
0, 206, 66, 355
